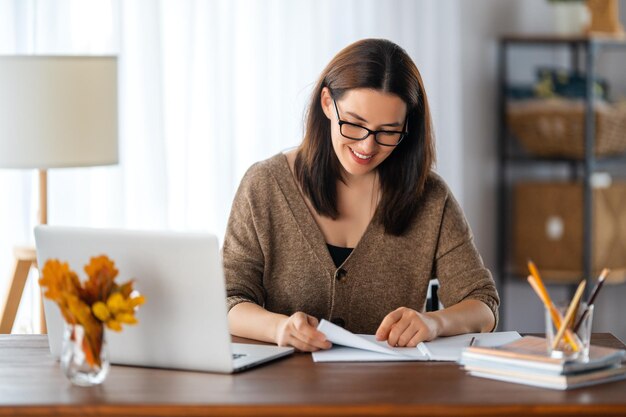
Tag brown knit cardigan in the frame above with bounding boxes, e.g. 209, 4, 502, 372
223, 153, 499, 334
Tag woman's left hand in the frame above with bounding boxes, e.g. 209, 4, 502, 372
375, 307, 441, 347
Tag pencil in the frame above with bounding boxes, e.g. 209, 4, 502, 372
527, 260, 555, 303
527, 260, 581, 350
527, 275, 579, 352
551, 280, 586, 350
572, 268, 609, 333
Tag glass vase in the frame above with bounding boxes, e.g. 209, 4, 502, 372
61, 322, 110, 386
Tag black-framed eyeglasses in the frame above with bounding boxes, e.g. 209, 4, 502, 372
332, 99, 408, 147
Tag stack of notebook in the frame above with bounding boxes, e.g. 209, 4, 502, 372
459, 336, 626, 390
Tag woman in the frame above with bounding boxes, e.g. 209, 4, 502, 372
224, 39, 499, 352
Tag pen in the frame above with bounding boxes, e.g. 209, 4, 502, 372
469, 336, 476, 347
416, 342, 431, 359
572, 268, 609, 333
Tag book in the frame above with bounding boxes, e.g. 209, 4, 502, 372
460, 336, 626, 375
312, 319, 521, 363
466, 364, 626, 390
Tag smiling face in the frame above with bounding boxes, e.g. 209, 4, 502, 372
321, 87, 407, 180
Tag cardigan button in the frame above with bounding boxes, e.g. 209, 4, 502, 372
334, 268, 347, 281
331, 317, 345, 328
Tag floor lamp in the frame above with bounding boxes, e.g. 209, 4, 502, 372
0, 56, 118, 334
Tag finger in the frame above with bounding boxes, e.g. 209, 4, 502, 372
293, 313, 319, 335
407, 329, 428, 347
289, 317, 331, 349
375, 309, 404, 340
387, 318, 412, 347
293, 316, 328, 343
292, 327, 332, 350
397, 321, 422, 347
288, 335, 320, 353
306, 315, 320, 328
292, 314, 316, 336
305, 315, 328, 344
292, 312, 310, 329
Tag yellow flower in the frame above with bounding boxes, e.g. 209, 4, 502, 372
92, 301, 111, 321
116, 313, 138, 325
106, 292, 125, 314
130, 295, 146, 309
102, 290, 145, 331
106, 320, 122, 331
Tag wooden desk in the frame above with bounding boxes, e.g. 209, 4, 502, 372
0, 334, 625, 416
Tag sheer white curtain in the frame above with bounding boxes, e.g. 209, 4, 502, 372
0, 0, 463, 332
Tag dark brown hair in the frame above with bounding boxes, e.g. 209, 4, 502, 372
294, 38, 436, 236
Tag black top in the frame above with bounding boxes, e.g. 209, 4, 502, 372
327, 243, 354, 268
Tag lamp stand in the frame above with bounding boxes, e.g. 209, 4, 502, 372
39, 170, 47, 224
0, 169, 48, 334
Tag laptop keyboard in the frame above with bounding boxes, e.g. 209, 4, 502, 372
233, 353, 247, 360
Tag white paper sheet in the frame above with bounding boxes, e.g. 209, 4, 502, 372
313, 319, 521, 363
312, 345, 428, 362
316, 319, 406, 356
421, 331, 522, 361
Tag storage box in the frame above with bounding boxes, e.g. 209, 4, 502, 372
513, 181, 626, 283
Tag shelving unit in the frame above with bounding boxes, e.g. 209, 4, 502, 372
496, 35, 626, 326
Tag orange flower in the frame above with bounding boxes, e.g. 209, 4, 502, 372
39, 260, 82, 325
83, 255, 118, 305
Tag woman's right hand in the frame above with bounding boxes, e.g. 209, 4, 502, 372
275, 312, 332, 352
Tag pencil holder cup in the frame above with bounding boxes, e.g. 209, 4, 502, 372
545, 302, 593, 361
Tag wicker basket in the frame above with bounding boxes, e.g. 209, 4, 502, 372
507, 99, 626, 158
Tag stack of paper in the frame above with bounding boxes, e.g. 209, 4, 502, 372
312, 319, 521, 363
460, 335, 626, 390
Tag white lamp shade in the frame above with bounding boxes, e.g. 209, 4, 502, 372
0, 56, 118, 169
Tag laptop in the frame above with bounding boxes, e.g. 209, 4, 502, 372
34, 225, 294, 373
